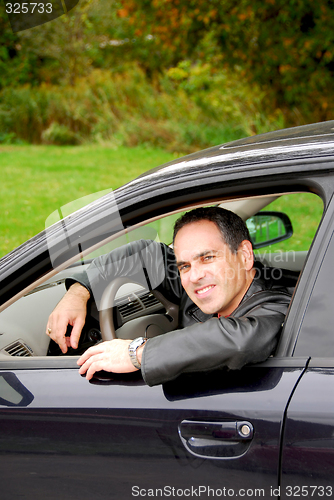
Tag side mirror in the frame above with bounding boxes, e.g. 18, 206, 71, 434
0, 372, 34, 407
246, 211, 293, 249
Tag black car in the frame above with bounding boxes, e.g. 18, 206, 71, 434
0, 121, 333, 499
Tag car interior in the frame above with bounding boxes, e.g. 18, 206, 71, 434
0, 191, 324, 360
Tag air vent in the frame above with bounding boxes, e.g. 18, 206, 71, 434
140, 292, 160, 308
117, 291, 162, 319
3, 341, 33, 357
118, 298, 143, 318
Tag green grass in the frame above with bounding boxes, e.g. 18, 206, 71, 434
0, 145, 174, 257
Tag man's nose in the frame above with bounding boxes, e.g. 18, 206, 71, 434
189, 263, 205, 283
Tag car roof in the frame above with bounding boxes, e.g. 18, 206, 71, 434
114, 121, 334, 218
135, 120, 334, 181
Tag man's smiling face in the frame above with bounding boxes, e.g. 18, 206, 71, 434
174, 220, 255, 317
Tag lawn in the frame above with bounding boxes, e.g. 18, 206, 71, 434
0, 145, 174, 257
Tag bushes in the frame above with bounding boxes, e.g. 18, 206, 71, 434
41, 122, 82, 145
0, 65, 285, 152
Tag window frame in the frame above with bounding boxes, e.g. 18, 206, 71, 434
277, 194, 334, 358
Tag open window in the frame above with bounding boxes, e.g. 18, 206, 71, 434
0, 190, 324, 364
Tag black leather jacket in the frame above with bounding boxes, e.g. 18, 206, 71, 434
66, 240, 295, 386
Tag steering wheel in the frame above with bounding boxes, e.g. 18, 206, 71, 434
99, 277, 179, 341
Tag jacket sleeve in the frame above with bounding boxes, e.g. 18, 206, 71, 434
65, 240, 182, 308
141, 295, 290, 386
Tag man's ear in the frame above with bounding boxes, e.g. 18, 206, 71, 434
238, 240, 254, 270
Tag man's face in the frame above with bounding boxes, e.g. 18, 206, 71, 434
174, 220, 255, 317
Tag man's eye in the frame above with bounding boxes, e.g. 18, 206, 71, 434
203, 255, 214, 262
179, 264, 189, 272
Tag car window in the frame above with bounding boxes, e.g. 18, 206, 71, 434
69, 192, 323, 269
84, 211, 183, 262
293, 228, 334, 357
0, 191, 324, 361
0, 213, 183, 359
252, 193, 323, 272
256, 193, 323, 251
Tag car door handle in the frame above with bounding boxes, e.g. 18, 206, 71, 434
179, 420, 254, 459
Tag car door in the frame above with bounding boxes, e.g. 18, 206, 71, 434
279, 197, 334, 499
0, 354, 309, 499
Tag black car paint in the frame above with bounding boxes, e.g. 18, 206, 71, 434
0, 362, 307, 499
281, 364, 334, 496
1, 122, 334, 498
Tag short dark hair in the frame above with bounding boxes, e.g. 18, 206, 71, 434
173, 206, 252, 254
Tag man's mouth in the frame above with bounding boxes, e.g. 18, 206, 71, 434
196, 285, 215, 295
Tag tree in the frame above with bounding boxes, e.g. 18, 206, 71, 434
119, 0, 334, 123
0, 0, 130, 88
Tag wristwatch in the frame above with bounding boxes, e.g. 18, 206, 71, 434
128, 337, 147, 369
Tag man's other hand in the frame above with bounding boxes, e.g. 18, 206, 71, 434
46, 283, 90, 353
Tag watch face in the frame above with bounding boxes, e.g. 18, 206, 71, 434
132, 337, 145, 349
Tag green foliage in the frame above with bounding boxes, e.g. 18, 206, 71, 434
0, 86, 49, 143
42, 122, 82, 145
0, 65, 283, 152
0, 3, 23, 89
0, 0, 108, 88
3, 0, 333, 142
162, 61, 285, 135
120, 0, 334, 124
0, 132, 25, 144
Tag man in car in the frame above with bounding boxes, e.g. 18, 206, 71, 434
46, 207, 294, 386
